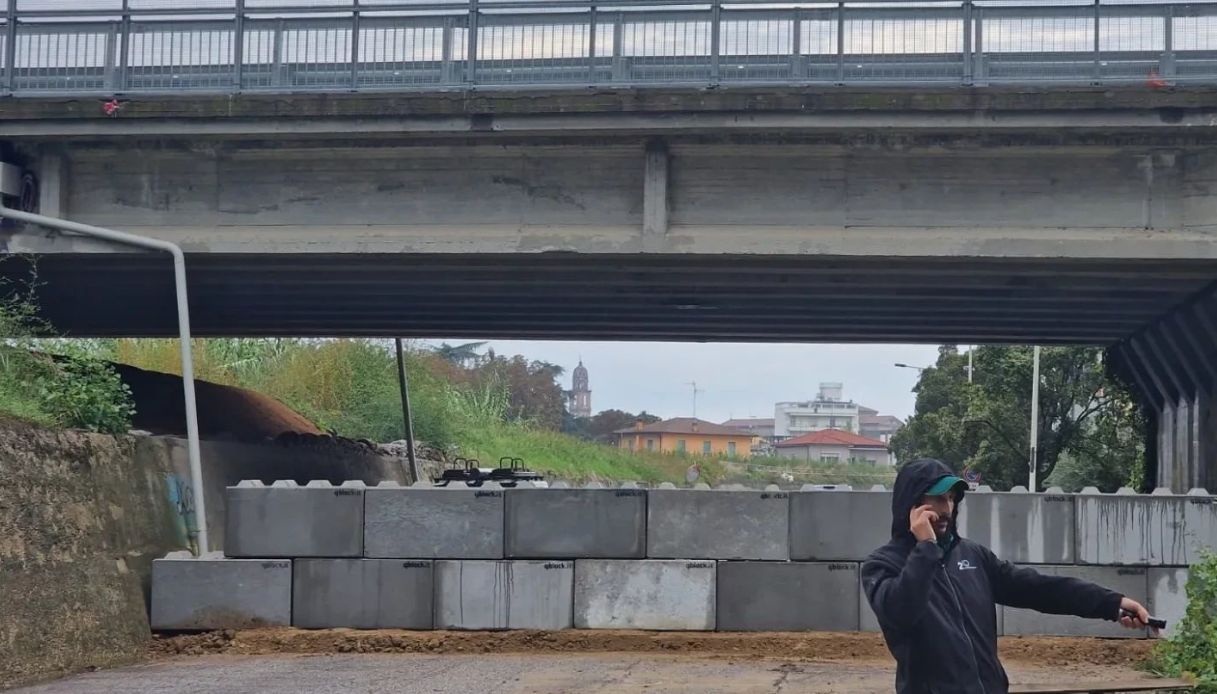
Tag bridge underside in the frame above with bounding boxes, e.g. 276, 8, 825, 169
1, 253, 1213, 343
4, 87, 1217, 490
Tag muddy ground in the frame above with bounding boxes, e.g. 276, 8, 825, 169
151, 628, 1156, 667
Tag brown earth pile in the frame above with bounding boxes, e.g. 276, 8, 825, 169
150, 628, 1155, 667
115, 363, 321, 441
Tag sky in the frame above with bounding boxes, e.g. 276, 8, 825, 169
421, 340, 942, 423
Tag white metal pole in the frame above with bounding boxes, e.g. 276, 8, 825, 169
967, 346, 974, 383
0, 206, 208, 554
1029, 345, 1041, 492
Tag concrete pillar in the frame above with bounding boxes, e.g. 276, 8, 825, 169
37, 148, 68, 218
642, 140, 669, 238
1158, 401, 1177, 492
1174, 395, 1192, 493
1196, 390, 1217, 493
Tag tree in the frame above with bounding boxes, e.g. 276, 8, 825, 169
890, 345, 1146, 491
566, 409, 663, 442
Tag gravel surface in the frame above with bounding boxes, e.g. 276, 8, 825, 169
11, 652, 1174, 694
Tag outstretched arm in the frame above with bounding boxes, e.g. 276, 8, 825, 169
979, 545, 1125, 621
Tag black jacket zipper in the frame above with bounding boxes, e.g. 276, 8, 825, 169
942, 561, 987, 694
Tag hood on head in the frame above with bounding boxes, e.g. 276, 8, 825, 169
890, 458, 965, 539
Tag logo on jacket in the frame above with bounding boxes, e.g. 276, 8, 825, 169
957, 559, 977, 571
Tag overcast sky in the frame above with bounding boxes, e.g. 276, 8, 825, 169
421, 340, 942, 422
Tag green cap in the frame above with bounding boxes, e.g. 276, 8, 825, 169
925, 475, 966, 497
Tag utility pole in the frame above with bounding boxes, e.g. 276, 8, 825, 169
967, 346, 974, 384
1029, 345, 1041, 491
686, 381, 701, 418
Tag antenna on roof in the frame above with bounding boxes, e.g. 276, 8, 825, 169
685, 381, 702, 418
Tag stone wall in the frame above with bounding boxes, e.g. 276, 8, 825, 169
0, 418, 411, 689
0, 417, 181, 689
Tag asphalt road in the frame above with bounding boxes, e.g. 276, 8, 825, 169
12, 653, 1173, 694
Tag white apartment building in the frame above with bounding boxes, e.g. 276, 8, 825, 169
773, 382, 860, 440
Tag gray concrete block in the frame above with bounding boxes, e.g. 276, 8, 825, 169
364, 485, 504, 559
717, 562, 858, 631
1183, 491, 1217, 564
790, 489, 892, 561
506, 488, 646, 559
575, 560, 715, 630
1002, 565, 1148, 638
225, 481, 364, 558
292, 559, 433, 629
1075, 490, 1188, 565
434, 560, 574, 630
647, 489, 789, 560
957, 489, 1075, 564
151, 552, 291, 631
1148, 567, 1189, 639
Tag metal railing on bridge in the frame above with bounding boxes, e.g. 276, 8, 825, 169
3, 0, 1216, 95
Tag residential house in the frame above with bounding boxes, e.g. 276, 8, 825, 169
720, 417, 775, 453
615, 418, 753, 458
858, 406, 904, 444
773, 429, 894, 466
774, 383, 859, 440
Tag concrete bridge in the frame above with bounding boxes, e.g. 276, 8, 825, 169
3, 1, 1217, 492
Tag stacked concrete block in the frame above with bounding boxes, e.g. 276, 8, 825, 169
1075, 487, 1188, 565
1002, 565, 1149, 638
647, 486, 789, 560
575, 559, 716, 630
364, 481, 505, 559
434, 560, 574, 630
151, 551, 291, 631
225, 480, 364, 558
506, 483, 646, 558
717, 561, 859, 631
1183, 489, 1217, 564
958, 486, 1075, 564
1148, 567, 1189, 639
790, 486, 892, 561
292, 558, 433, 629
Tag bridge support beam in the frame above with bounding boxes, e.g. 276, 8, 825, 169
642, 140, 669, 240
37, 148, 68, 218
1110, 288, 1217, 493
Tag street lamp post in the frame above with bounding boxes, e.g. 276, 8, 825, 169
1029, 345, 1041, 492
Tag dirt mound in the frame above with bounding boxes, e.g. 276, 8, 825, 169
115, 363, 321, 441
150, 629, 1154, 667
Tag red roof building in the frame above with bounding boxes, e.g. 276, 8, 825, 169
773, 429, 893, 466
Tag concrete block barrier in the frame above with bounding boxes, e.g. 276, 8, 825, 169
717, 561, 859, 631
1002, 565, 1149, 637
292, 558, 433, 629
151, 552, 291, 631
790, 487, 892, 561
1148, 567, 1189, 639
364, 482, 505, 559
1183, 490, 1217, 564
575, 559, 715, 630
1075, 488, 1188, 566
434, 560, 574, 630
647, 488, 789, 560
225, 480, 364, 558
958, 487, 1075, 564
506, 485, 646, 559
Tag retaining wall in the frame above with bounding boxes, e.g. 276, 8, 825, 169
149, 481, 1215, 635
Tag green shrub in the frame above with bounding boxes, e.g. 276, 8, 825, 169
36, 356, 135, 435
1147, 551, 1217, 692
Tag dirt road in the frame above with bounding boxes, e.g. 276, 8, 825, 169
11, 629, 1179, 693
11, 652, 1178, 694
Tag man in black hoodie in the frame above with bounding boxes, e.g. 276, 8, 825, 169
862, 458, 1153, 694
